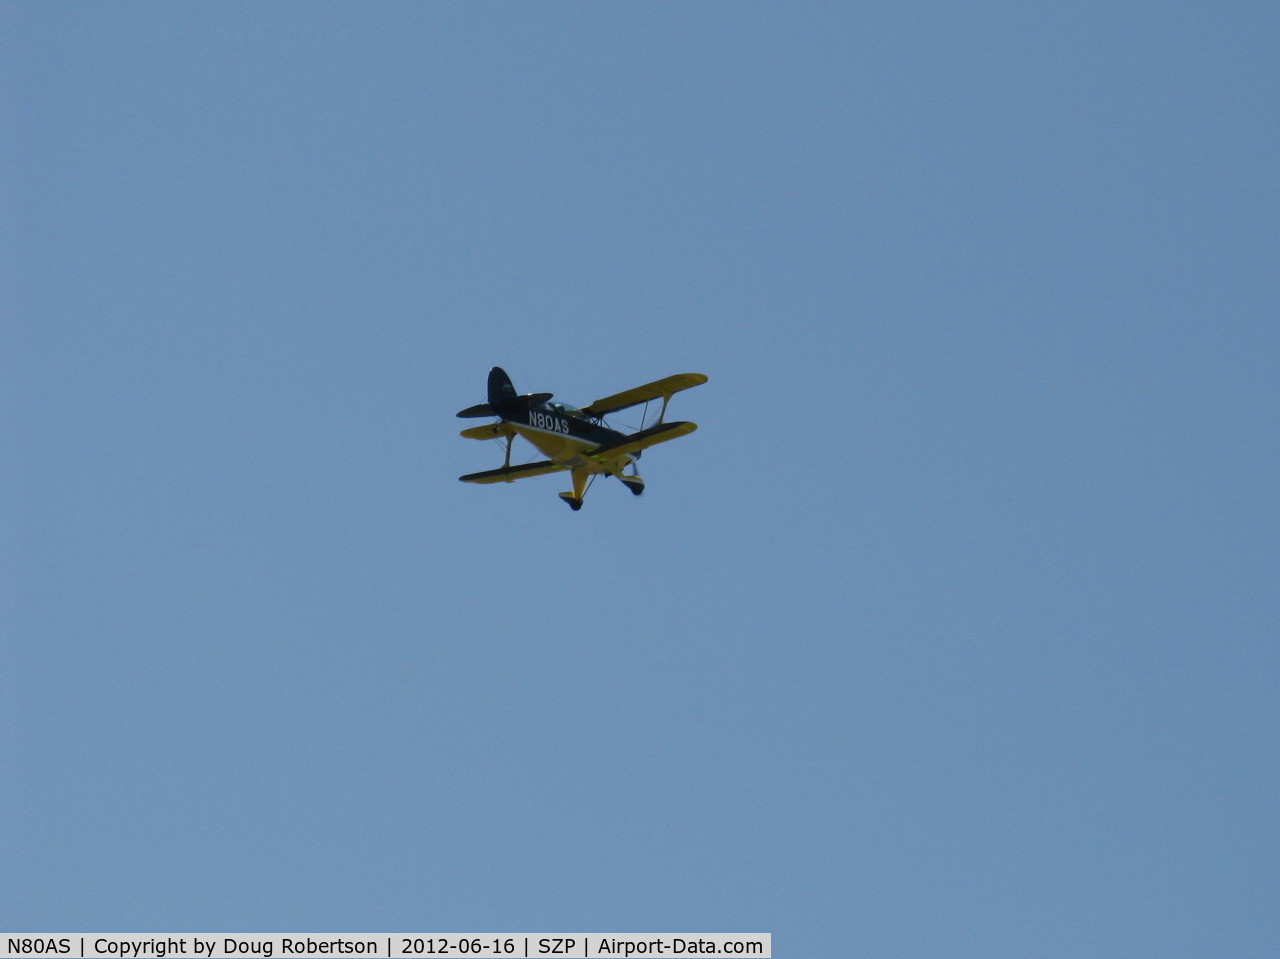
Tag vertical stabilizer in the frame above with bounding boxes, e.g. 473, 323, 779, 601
488, 367, 518, 409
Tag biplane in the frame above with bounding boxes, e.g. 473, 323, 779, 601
457, 367, 707, 510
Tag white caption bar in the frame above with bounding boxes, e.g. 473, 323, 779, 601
1, 936, 771, 959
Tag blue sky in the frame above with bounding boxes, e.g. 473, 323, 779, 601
4, 3, 1278, 955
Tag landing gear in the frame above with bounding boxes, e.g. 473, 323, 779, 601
556, 467, 644, 509
559, 469, 589, 511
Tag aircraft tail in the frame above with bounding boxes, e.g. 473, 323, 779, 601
457, 367, 517, 418
457, 367, 552, 418
488, 367, 519, 409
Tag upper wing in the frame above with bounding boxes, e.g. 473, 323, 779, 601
459, 422, 515, 441
587, 421, 697, 460
459, 460, 567, 484
581, 373, 708, 418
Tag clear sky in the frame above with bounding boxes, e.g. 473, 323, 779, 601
4, 3, 1278, 956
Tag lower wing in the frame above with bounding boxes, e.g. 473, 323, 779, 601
587, 421, 697, 461
459, 460, 567, 484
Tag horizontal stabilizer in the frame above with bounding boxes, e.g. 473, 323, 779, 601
457, 403, 496, 418
460, 460, 567, 484
582, 373, 708, 418
588, 420, 697, 460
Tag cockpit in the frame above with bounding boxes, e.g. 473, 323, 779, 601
548, 401, 589, 420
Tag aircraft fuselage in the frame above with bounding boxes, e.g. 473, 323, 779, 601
505, 402, 627, 469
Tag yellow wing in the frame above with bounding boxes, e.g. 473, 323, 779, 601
588, 421, 697, 460
459, 422, 515, 441
581, 373, 708, 418
460, 460, 567, 484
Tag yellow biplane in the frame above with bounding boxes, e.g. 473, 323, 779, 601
457, 367, 707, 510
